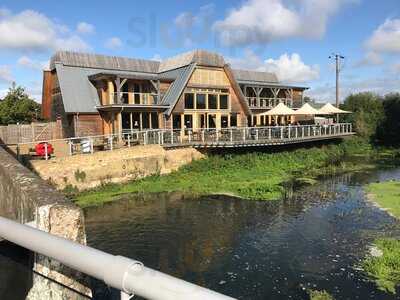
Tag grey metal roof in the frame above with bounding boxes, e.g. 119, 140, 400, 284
158, 50, 225, 73
232, 69, 278, 83
50, 51, 160, 73
55, 64, 101, 113
162, 63, 196, 116
236, 79, 309, 90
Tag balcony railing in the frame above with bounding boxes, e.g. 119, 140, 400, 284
109, 92, 159, 105
246, 97, 293, 109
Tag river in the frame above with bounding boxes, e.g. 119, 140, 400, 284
1, 166, 400, 299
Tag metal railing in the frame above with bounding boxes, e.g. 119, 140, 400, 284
110, 92, 158, 105
246, 97, 293, 108
14, 124, 353, 159
0, 216, 235, 300
136, 123, 353, 147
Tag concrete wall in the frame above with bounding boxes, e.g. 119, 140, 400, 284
0, 146, 90, 299
29, 145, 204, 191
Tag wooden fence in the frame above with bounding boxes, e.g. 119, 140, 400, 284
0, 122, 62, 144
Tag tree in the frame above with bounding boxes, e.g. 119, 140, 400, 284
0, 83, 41, 125
376, 93, 400, 146
341, 92, 384, 140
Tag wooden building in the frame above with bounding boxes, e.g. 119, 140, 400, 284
42, 50, 308, 137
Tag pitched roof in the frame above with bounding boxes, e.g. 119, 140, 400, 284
50, 51, 160, 73
162, 63, 197, 115
158, 50, 226, 73
232, 69, 278, 83
55, 64, 101, 113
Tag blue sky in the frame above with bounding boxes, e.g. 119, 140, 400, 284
0, 0, 399, 102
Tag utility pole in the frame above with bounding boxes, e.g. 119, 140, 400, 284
329, 53, 345, 108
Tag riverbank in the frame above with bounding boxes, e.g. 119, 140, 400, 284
74, 138, 398, 208
367, 180, 400, 218
363, 180, 400, 294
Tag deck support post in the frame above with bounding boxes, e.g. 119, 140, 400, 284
90, 138, 94, 154
280, 127, 283, 140
242, 128, 246, 141
268, 128, 271, 140
302, 127, 304, 138
230, 129, 233, 142
189, 131, 192, 143
127, 135, 131, 147
295, 127, 298, 139
69, 140, 73, 156
255, 129, 259, 140
216, 130, 219, 142
202, 130, 205, 142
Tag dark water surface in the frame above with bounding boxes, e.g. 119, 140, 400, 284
84, 167, 400, 300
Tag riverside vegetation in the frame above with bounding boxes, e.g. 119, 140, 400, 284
73, 138, 399, 208
362, 181, 400, 294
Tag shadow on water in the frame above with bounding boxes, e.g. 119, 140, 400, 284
0, 241, 32, 300
84, 166, 400, 300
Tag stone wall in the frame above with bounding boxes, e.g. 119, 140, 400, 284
29, 145, 204, 191
0, 146, 90, 299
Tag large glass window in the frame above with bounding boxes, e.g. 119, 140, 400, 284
208, 114, 217, 128
196, 94, 206, 109
230, 114, 237, 127
208, 94, 218, 109
142, 113, 150, 129
221, 115, 229, 128
184, 114, 193, 130
184, 93, 194, 109
173, 114, 181, 129
151, 113, 159, 129
220, 95, 228, 109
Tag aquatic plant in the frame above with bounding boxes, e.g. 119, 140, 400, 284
73, 138, 395, 208
362, 238, 400, 294
308, 289, 334, 300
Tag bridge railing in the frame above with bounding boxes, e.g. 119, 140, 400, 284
136, 123, 353, 146
13, 123, 353, 159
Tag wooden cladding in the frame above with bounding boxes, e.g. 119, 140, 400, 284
41, 70, 53, 120
188, 67, 230, 87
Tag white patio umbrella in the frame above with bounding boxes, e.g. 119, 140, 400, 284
319, 103, 351, 114
294, 103, 326, 115
259, 102, 296, 116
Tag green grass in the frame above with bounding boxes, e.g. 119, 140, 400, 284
362, 238, 400, 294
308, 290, 334, 300
73, 138, 392, 208
367, 181, 400, 218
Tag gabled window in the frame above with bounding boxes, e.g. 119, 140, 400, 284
220, 95, 229, 109
184, 93, 194, 109
208, 94, 218, 109
196, 94, 206, 109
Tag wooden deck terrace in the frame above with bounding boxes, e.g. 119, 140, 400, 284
132, 123, 354, 149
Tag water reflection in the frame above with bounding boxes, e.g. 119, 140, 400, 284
85, 168, 400, 300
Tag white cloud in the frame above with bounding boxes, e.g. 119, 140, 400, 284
76, 22, 95, 34
213, 0, 357, 46
150, 54, 162, 61
227, 50, 319, 83
0, 9, 90, 52
0, 65, 13, 83
366, 18, 400, 54
17, 56, 49, 71
354, 51, 383, 67
105, 37, 122, 50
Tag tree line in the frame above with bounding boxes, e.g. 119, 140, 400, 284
0, 83, 41, 125
341, 92, 400, 146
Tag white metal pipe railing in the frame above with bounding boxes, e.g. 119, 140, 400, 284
0, 216, 236, 300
